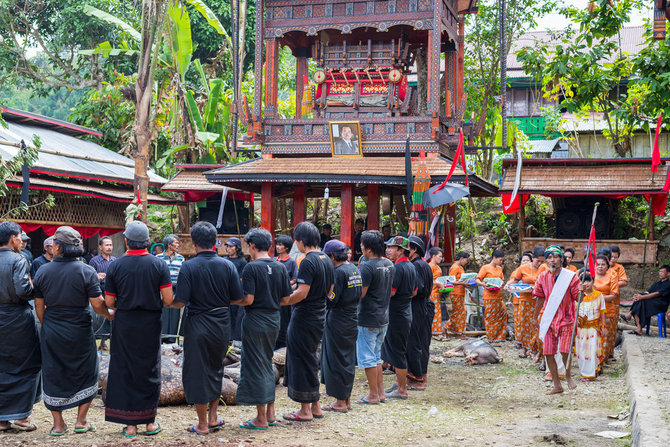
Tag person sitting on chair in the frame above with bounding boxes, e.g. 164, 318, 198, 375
628, 265, 670, 335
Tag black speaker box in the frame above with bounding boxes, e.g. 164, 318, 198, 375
199, 199, 249, 234
555, 200, 609, 239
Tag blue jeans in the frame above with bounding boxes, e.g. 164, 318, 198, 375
356, 325, 388, 369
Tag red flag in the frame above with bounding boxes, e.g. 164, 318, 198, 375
435, 130, 465, 192
587, 223, 596, 277
652, 113, 663, 173
664, 168, 670, 192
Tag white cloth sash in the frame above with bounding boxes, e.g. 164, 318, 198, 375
539, 268, 576, 341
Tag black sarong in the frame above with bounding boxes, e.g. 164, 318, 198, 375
421, 300, 435, 374
381, 302, 412, 370
0, 304, 41, 420
182, 307, 230, 404
321, 307, 357, 400
41, 307, 98, 411
105, 309, 161, 425
631, 297, 670, 328
406, 298, 427, 378
275, 306, 292, 349
161, 307, 181, 343
237, 309, 280, 405
285, 307, 325, 403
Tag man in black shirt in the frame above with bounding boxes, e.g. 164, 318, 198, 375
320, 223, 332, 248
630, 264, 670, 335
274, 235, 297, 349
171, 222, 243, 435
234, 228, 292, 430
0, 221, 39, 432
30, 236, 53, 278
355, 230, 394, 405
406, 236, 435, 390
381, 236, 417, 400
225, 237, 247, 342
352, 218, 365, 262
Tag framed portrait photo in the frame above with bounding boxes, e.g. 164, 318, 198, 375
329, 121, 363, 157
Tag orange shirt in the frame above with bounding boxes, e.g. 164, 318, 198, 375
477, 264, 504, 301
565, 264, 578, 272
511, 263, 548, 303
449, 263, 465, 296
431, 262, 443, 296
609, 263, 628, 284
594, 270, 620, 317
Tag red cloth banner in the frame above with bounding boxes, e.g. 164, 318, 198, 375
19, 223, 121, 239
587, 224, 596, 277
434, 130, 467, 193
652, 113, 663, 173
501, 193, 530, 214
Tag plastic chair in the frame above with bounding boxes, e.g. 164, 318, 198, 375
645, 312, 667, 338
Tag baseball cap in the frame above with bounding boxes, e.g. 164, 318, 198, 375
385, 236, 409, 251
20, 232, 30, 241
123, 220, 150, 242
225, 237, 242, 248
54, 226, 83, 246
43, 236, 54, 248
323, 239, 347, 255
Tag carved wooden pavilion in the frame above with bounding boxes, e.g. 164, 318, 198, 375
205, 0, 497, 259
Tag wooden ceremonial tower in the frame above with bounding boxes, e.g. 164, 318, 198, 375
206, 0, 497, 256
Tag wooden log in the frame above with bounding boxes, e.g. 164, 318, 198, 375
619, 322, 660, 335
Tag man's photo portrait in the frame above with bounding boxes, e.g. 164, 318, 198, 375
329, 121, 362, 157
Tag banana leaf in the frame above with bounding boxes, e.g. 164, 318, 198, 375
168, 1, 193, 79
185, 0, 230, 43
185, 90, 205, 132
82, 5, 141, 41
204, 79, 223, 127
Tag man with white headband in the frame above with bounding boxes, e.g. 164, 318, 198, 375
532, 245, 580, 395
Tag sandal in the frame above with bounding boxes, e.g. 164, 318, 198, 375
50, 426, 67, 436
239, 419, 268, 430
282, 412, 312, 422
74, 424, 96, 434
355, 396, 380, 405
122, 427, 137, 438
321, 403, 348, 413
208, 419, 225, 431
145, 422, 162, 436
11, 421, 37, 432
186, 425, 208, 436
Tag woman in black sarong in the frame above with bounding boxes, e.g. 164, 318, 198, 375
234, 229, 292, 430
320, 240, 361, 413
33, 226, 113, 436
281, 222, 334, 422
104, 221, 174, 437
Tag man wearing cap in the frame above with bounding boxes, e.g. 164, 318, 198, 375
19, 233, 33, 268
320, 239, 362, 412
381, 236, 417, 400
406, 236, 434, 390
225, 237, 247, 342
532, 245, 580, 395
33, 226, 113, 435
0, 221, 39, 432
89, 236, 117, 350
156, 234, 184, 344
104, 221, 174, 437
31, 236, 54, 278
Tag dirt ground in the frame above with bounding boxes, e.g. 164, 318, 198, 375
0, 338, 630, 447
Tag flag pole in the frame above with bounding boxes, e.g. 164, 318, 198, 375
566, 202, 599, 369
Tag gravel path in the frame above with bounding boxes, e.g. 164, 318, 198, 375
634, 334, 670, 424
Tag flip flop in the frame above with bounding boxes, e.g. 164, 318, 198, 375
282, 412, 312, 422
187, 425, 208, 436
384, 383, 398, 394
408, 385, 426, 391
122, 427, 137, 438
355, 396, 380, 405
321, 404, 348, 413
50, 426, 67, 436
208, 419, 225, 431
386, 390, 408, 400
74, 424, 96, 434
11, 422, 37, 432
268, 420, 278, 426
518, 353, 529, 358
239, 419, 269, 431
628, 330, 642, 336
0, 424, 10, 432
145, 422, 162, 436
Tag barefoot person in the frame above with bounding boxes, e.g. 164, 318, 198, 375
320, 240, 362, 413
532, 245, 580, 395
355, 231, 394, 405
446, 250, 469, 337
171, 222, 243, 435
0, 221, 40, 433
235, 228, 292, 430
574, 272, 607, 381
381, 236, 417, 400
34, 226, 114, 436
282, 222, 334, 422
104, 221, 174, 437
476, 250, 507, 343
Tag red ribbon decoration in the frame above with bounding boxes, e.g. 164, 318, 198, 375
434, 129, 467, 193
652, 113, 663, 173
587, 224, 596, 277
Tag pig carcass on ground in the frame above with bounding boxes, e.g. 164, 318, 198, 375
443, 339, 503, 365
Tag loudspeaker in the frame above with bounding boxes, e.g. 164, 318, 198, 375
555, 200, 610, 239
199, 199, 249, 235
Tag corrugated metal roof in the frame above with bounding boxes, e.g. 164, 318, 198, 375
526, 138, 560, 153
0, 121, 166, 186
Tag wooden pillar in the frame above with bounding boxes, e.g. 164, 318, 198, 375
261, 182, 275, 240
293, 186, 306, 226
445, 51, 457, 117
341, 184, 355, 248
367, 184, 379, 230
295, 54, 308, 118
427, 29, 441, 112
443, 204, 456, 263
518, 198, 525, 255
457, 18, 465, 105
264, 39, 280, 118
253, 0, 264, 119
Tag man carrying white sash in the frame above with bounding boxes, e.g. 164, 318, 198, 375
532, 245, 580, 395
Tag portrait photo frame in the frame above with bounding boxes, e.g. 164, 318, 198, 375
329, 121, 363, 157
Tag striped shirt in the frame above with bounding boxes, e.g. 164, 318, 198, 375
156, 252, 184, 287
